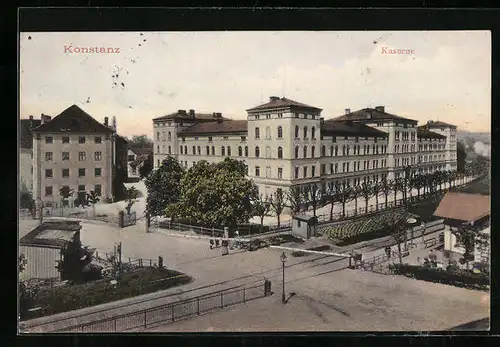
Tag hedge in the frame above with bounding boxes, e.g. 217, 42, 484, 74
24, 267, 193, 320
389, 263, 489, 291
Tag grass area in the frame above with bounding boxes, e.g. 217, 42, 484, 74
24, 267, 193, 320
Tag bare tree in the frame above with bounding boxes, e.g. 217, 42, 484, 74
269, 189, 286, 228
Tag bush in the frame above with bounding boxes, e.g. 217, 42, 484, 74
389, 263, 489, 291
24, 267, 193, 320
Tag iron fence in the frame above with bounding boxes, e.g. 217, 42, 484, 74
155, 220, 226, 237
54, 282, 269, 332
41, 208, 120, 225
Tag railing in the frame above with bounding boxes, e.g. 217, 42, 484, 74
53, 282, 269, 332
154, 220, 226, 237
41, 208, 120, 225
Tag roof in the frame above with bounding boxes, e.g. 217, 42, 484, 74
20, 118, 42, 149
20, 220, 82, 249
31, 105, 114, 134
130, 154, 150, 168
417, 126, 447, 140
129, 146, 153, 155
293, 214, 318, 223
425, 120, 457, 129
179, 120, 248, 135
433, 192, 490, 223
332, 108, 418, 124
246, 97, 322, 112
321, 120, 388, 138
153, 110, 230, 122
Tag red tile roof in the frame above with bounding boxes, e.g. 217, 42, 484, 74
246, 97, 322, 112
417, 126, 447, 139
179, 120, 248, 135
31, 105, 113, 134
153, 111, 230, 122
433, 192, 490, 222
332, 108, 417, 124
425, 120, 457, 129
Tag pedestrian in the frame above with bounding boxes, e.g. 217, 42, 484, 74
209, 239, 214, 249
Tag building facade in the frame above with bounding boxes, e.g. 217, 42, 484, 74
20, 116, 42, 192
153, 97, 458, 198
30, 105, 118, 208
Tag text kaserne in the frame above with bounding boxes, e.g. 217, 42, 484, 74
381, 47, 415, 55
64, 45, 120, 54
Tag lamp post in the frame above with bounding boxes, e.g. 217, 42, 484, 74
36, 198, 44, 224
280, 252, 287, 304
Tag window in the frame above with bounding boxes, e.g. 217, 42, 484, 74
93, 168, 101, 177
157, 145, 160, 153
278, 113, 283, 118
184, 146, 187, 154
311, 127, 316, 139
346, 146, 350, 155
45, 152, 53, 161
78, 136, 86, 144
266, 146, 271, 158
208, 136, 213, 142
278, 146, 283, 159
128, 154, 135, 161
62, 168, 69, 178
168, 146, 172, 154
193, 146, 196, 154
78, 185, 85, 192
238, 146, 243, 156
303, 146, 307, 158
312, 166, 316, 177
278, 168, 283, 179
181, 137, 186, 143
311, 146, 315, 157
94, 184, 102, 195
223, 136, 229, 140
335, 146, 338, 156
211, 146, 215, 155
303, 166, 308, 177
295, 125, 299, 138
78, 151, 86, 161
156, 132, 160, 140
168, 132, 171, 140
332, 136, 337, 143
255, 146, 260, 157
321, 145, 326, 157
227, 146, 232, 156
45, 169, 53, 178
277, 126, 283, 139
94, 136, 102, 144
295, 113, 299, 118
78, 168, 86, 177
45, 186, 53, 196
303, 126, 308, 139
334, 163, 338, 173
342, 145, 346, 156
255, 127, 260, 139
180, 146, 184, 155
255, 166, 260, 177
62, 136, 70, 143
295, 167, 299, 179
157, 159, 160, 166
244, 146, 248, 157
95, 151, 102, 161
45, 137, 53, 144
241, 136, 247, 141
295, 146, 299, 159
266, 126, 271, 139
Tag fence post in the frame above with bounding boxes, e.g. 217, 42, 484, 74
144, 310, 147, 329
114, 318, 117, 331
243, 287, 246, 303
172, 304, 175, 322
220, 292, 224, 308
197, 297, 200, 315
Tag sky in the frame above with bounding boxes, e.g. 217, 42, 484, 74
19, 31, 491, 137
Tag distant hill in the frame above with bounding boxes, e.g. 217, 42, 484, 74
457, 130, 491, 145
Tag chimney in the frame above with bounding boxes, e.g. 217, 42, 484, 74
29, 115, 33, 121
104, 117, 109, 126
189, 109, 195, 118
345, 108, 351, 115
269, 96, 280, 102
40, 114, 51, 125
216, 112, 222, 118
375, 106, 385, 113
320, 117, 324, 124
178, 109, 186, 115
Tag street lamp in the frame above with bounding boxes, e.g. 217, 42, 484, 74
280, 252, 287, 304
406, 217, 418, 249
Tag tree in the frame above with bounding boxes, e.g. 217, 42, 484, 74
59, 186, 74, 215
128, 135, 153, 148
166, 159, 258, 229
393, 178, 405, 205
269, 189, 286, 227
379, 178, 393, 209
410, 175, 425, 199
373, 181, 381, 210
124, 186, 139, 215
304, 184, 321, 217
138, 154, 154, 179
359, 182, 374, 214
385, 211, 410, 265
351, 185, 361, 215
452, 225, 488, 270
286, 186, 304, 215
253, 195, 272, 228
56, 238, 93, 283
145, 156, 184, 217
447, 170, 458, 190
336, 182, 353, 218
86, 190, 101, 217
457, 141, 467, 173
324, 183, 341, 221
20, 188, 34, 210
